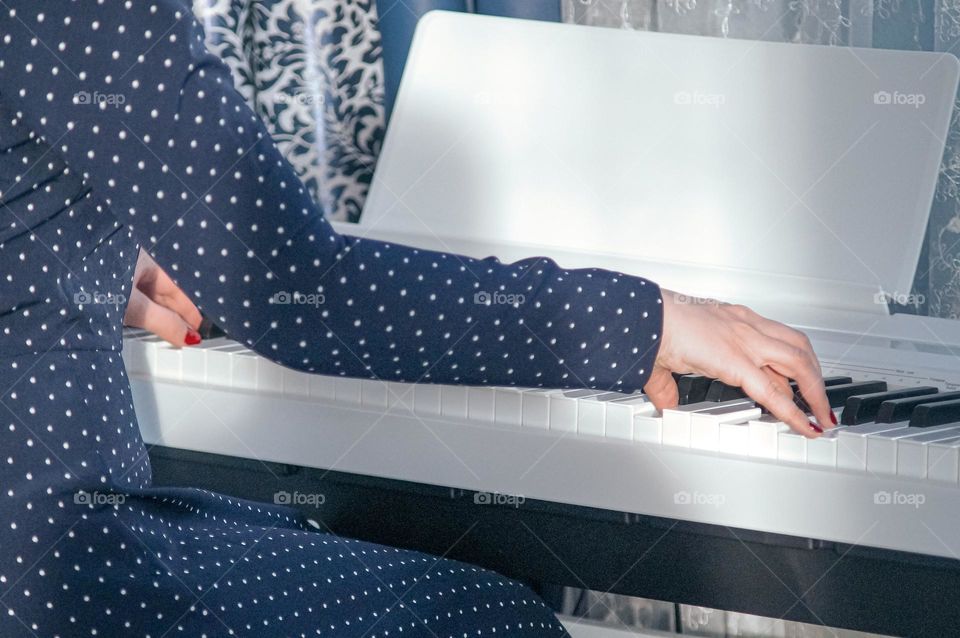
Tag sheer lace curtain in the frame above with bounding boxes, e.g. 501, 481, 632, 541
564, 0, 960, 319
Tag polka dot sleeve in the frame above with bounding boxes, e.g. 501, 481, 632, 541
1, 0, 663, 391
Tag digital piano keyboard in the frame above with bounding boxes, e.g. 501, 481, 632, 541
135, 11, 960, 637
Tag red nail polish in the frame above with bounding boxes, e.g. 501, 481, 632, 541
829, 411, 838, 426
185, 329, 202, 346
809, 420, 823, 434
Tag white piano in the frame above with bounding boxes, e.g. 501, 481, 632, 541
126, 12, 960, 637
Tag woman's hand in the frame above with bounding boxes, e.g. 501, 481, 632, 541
644, 289, 833, 438
124, 249, 203, 347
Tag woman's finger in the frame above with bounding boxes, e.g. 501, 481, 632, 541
744, 333, 833, 431
732, 357, 822, 437
762, 366, 792, 397
643, 365, 680, 412
137, 264, 203, 330
124, 288, 201, 347
740, 308, 824, 377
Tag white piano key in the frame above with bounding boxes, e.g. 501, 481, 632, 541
204, 343, 244, 388
662, 401, 716, 448
179, 344, 208, 385
413, 383, 442, 415
334, 377, 363, 405
494, 388, 524, 426
441, 385, 470, 419
633, 413, 662, 444
605, 396, 654, 441
360, 380, 390, 409
690, 405, 761, 451
806, 428, 843, 467
718, 422, 749, 455
865, 425, 960, 475
520, 389, 556, 429
927, 438, 960, 483
664, 400, 752, 448
230, 349, 259, 390
549, 394, 579, 433
549, 389, 604, 433
256, 359, 285, 394
281, 367, 310, 398
577, 392, 626, 437
897, 430, 960, 479
836, 422, 907, 471
777, 431, 807, 463
308, 374, 336, 401
748, 417, 788, 459
467, 387, 496, 422
155, 342, 183, 380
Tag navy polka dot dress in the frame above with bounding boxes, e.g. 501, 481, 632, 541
0, 1, 663, 636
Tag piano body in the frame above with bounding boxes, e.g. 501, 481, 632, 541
128, 12, 960, 637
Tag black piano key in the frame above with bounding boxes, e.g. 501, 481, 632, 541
875, 390, 960, 423
789, 376, 855, 407
824, 381, 887, 409
676, 375, 713, 405
790, 376, 854, 389
909, 399, 960, 428
841, 386, 939, 425
823, 376, 854, 387
705, 380, 747, 402
197, 314, 226, 339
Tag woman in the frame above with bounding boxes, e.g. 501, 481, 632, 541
0, 1, 832, 635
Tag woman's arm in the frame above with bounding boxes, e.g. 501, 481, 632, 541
2, 0, 832, 435
1, 0, 661, 392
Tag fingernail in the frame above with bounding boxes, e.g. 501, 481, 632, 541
829, 411, 838, 426
809, 420, 823, 434
185, 329, 202, 346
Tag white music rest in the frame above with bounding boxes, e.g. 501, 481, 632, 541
362, 11, 959, 314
